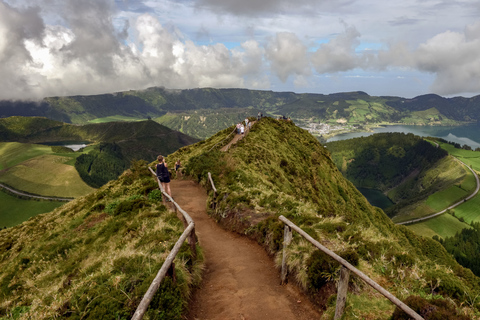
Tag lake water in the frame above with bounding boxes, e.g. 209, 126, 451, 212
327, 123, 480, 149
39, 141, 90, 151
357, 187, 393, 210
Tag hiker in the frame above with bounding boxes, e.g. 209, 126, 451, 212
236, 122, 241, 134
245, 118, 249, 128
257, 112, 261, 120
156, 155, 172, 198
240, 124, 245, 135
175, 160, 181, 176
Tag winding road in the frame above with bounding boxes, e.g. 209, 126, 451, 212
396, 156, 480, 225
0, 182, 72, 202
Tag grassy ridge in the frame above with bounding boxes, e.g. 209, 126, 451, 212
0, 161, 202, 319
166, 117, 480, 318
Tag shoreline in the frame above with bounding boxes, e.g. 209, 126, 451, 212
315, 121, 476, 141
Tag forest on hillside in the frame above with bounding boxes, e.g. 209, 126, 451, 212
326, 133, 447, 190
435, 223, 480, 277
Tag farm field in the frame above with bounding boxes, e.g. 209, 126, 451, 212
406, 212, 471, 239
438, 142, 480, 171
0, 142, 95, 197
0, 190, 64, 228
451, 194, 480, 224
0, 154, 95, 197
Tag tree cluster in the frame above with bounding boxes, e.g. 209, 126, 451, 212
434, 222, 480, 277
327, 133, 448, 191
75, 142, 128, 188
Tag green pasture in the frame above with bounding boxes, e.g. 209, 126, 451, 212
438, 142, 480, 171
0, 142, 54, 170
426, 185, 471, 212
0, 154, 95, 197
0, 190, 64, 228
87, 115, 146, 123
406, 213, 471, 239
451, 194, 480, 224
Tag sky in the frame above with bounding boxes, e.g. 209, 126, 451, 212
1, 0, 480, 101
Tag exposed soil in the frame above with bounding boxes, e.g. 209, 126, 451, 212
170, 179, 321, 320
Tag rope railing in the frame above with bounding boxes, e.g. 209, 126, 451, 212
131, 167, 198, 320
278, 215, 424, 320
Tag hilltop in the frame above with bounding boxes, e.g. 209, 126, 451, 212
168, 117, 479, 318
1, 87, 480, 139
0, 118, 478, 319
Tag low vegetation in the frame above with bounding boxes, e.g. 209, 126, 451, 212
0, 161, 202, 319
164, 117, 480, 319
434, 222, 480, 277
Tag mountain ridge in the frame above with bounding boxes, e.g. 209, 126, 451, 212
1, 87, 479, 139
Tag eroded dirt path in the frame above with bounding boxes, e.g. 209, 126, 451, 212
171, 179, 321, 320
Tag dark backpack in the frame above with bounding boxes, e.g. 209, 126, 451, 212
156, 164, 168, 181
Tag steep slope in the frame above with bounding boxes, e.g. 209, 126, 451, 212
326, 133, 476, 220
0, 161, 201, 319
166, 117, 480, 318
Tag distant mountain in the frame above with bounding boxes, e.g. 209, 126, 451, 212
0, 116, 198, 162
1, 87, 480, 139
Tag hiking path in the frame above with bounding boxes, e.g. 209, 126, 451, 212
170, 179, 321, 320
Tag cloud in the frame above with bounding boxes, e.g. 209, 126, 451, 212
194, 0, 355, 16
311, 25, 361, 73
1, 0, 480, 101
265, 32, 310, 82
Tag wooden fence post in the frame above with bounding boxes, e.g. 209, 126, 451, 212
334, 266, 350, 320
281, 224, 292, 284
167, 262, 176, 283
188, 227, 197, 261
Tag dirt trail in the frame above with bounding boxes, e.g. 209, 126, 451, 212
221, 121, 255, 152
171, 179, 321, 320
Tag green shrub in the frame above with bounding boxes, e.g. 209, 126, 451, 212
391, 295, 470, 320
307, 249, 358, 290
148, 189, 163, 201
146, 276, 183, 320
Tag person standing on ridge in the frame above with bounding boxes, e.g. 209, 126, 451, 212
175, 160, 181, 176
156, 155, 172, 198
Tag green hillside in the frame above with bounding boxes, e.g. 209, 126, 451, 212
0, 161, 202, 319
0, 118, 478, 319
0, 116, 198, 172
3, 88, 479, 140
165, 118, 479, 318
325, 133, 478, 221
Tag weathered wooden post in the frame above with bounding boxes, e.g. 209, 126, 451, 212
334, 266, 350, 319
167, 262, 176, 283
281, 224, 292, 284
208, 172, 217, 209
188, 227, 197, 261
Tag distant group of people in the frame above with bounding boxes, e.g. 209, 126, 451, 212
156, 156, 182, 199
236, 118, 253, 135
